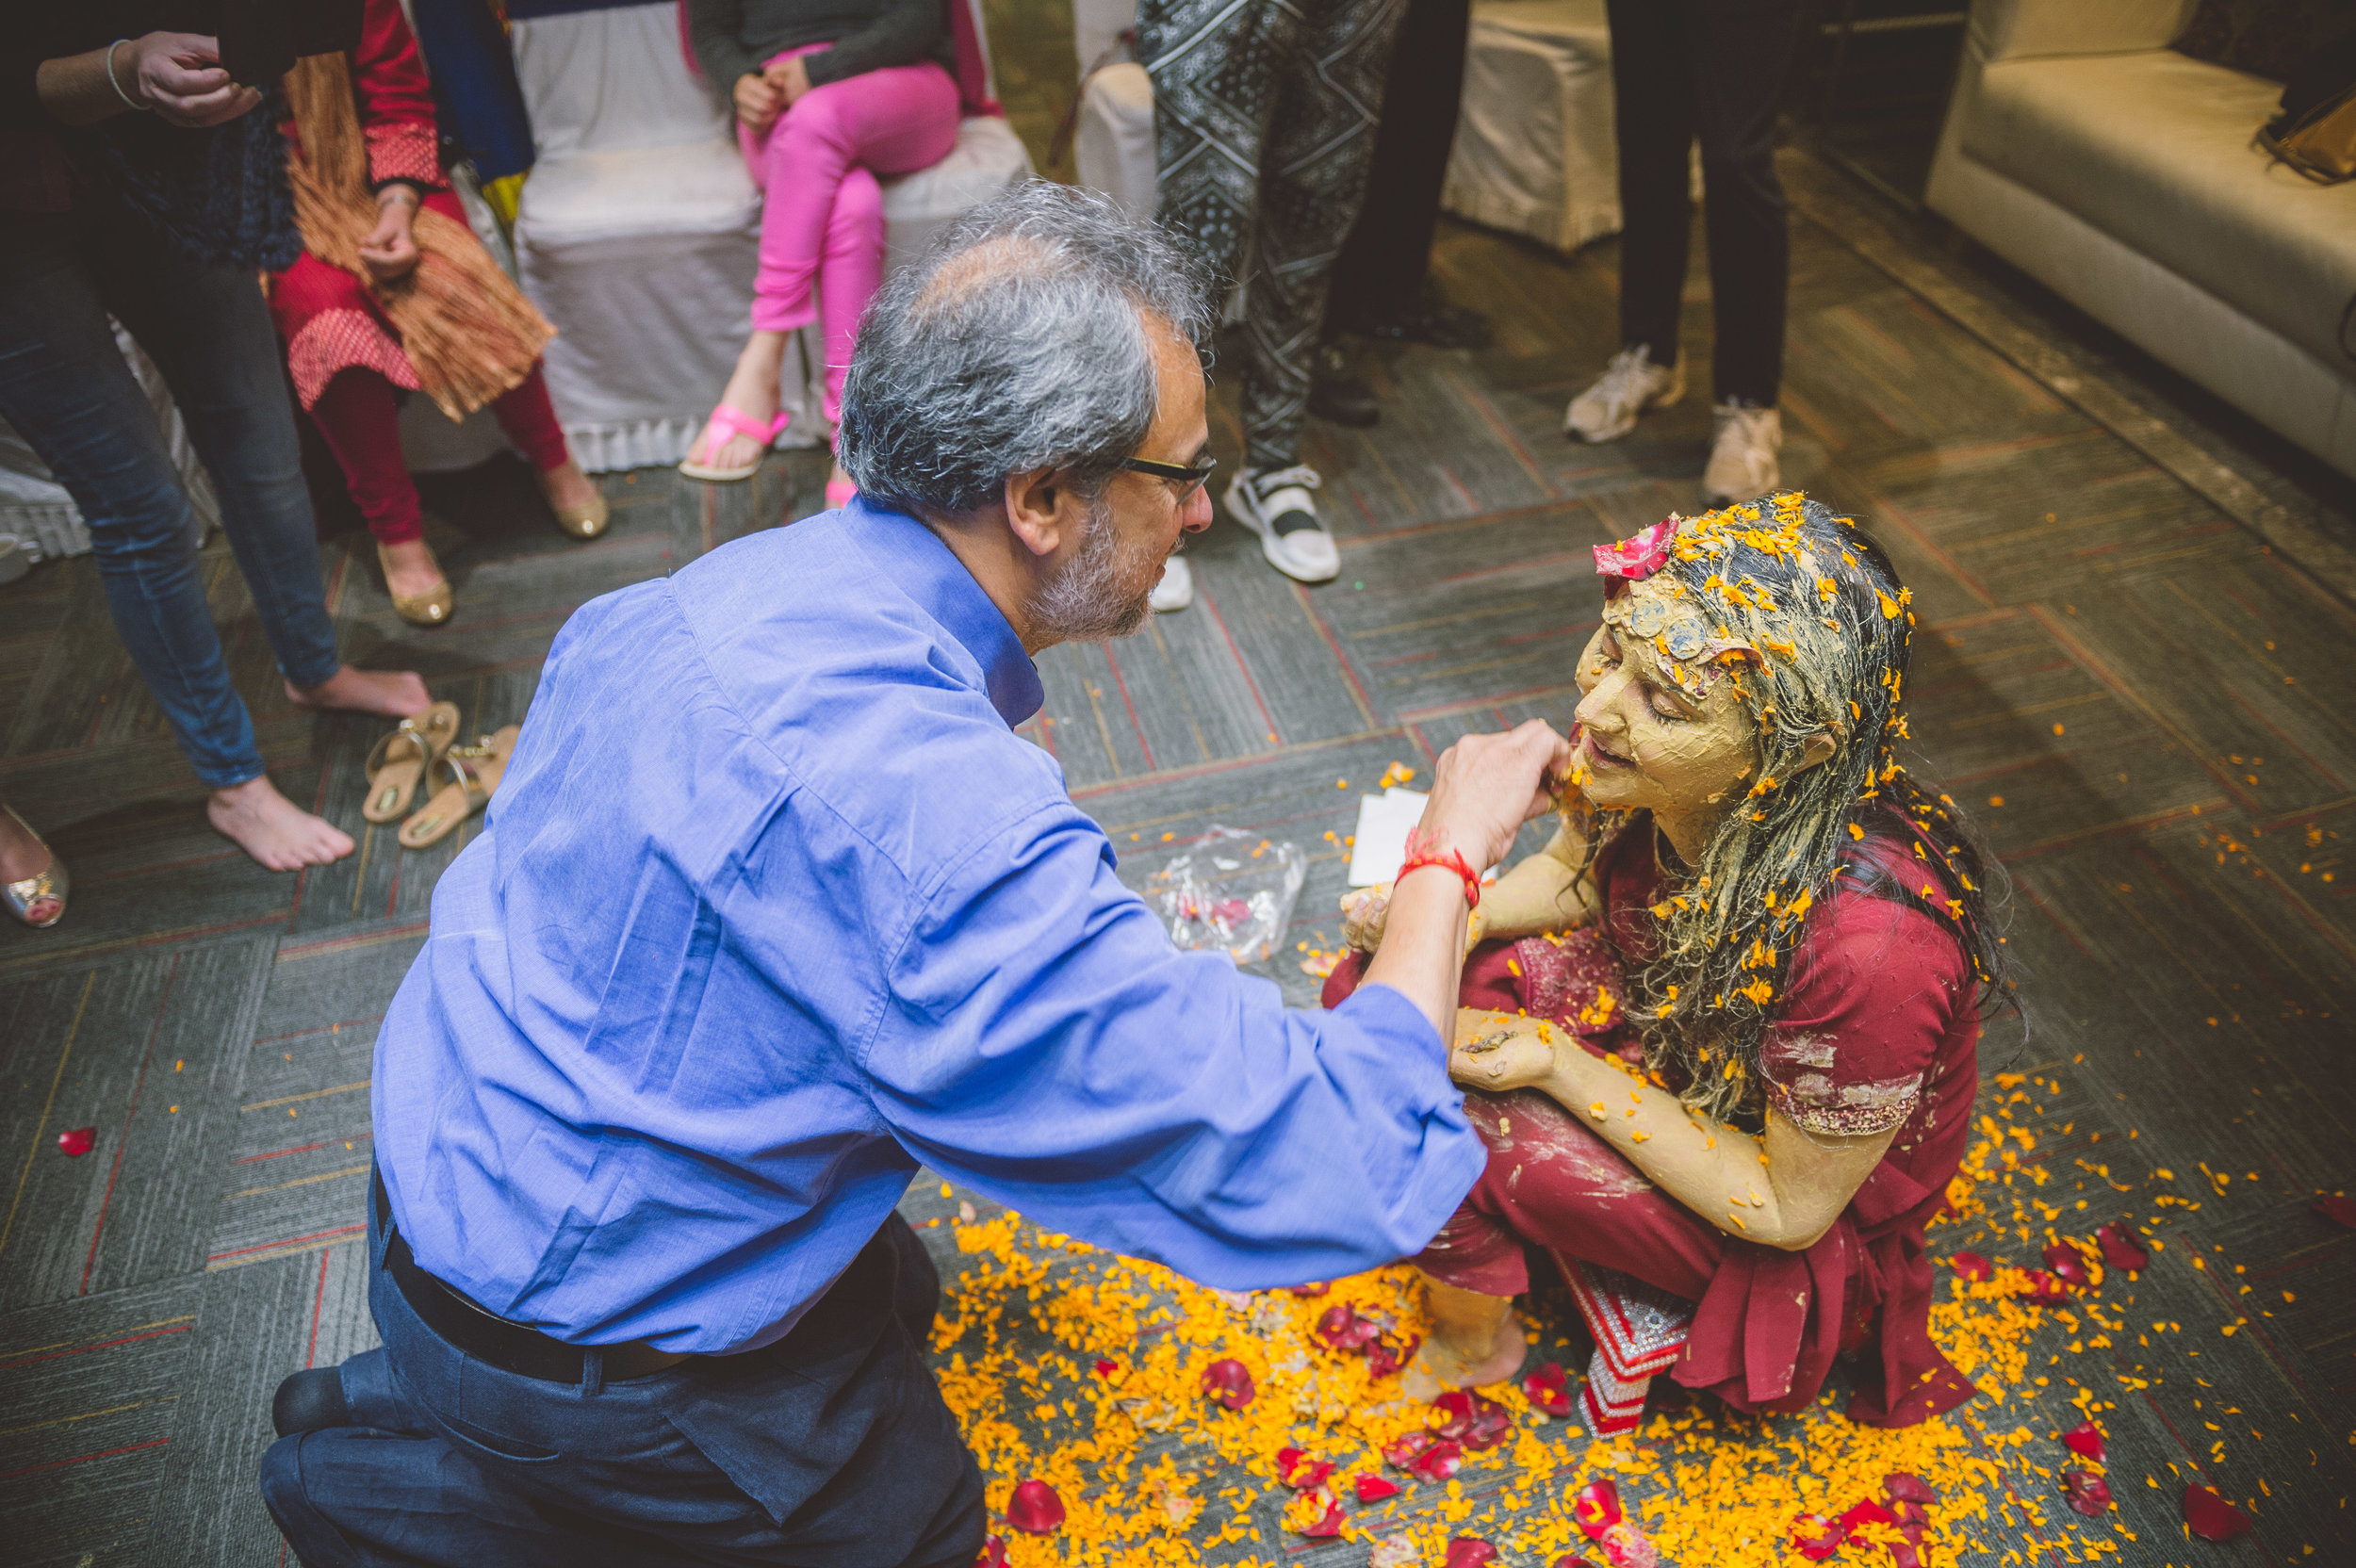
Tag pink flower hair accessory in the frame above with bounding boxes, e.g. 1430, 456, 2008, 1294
1593, 516, 1679, 583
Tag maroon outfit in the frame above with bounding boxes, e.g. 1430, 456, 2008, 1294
266, 0, 569, 546
1324, 825, 1982, 1428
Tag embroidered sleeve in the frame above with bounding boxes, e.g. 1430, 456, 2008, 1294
1760, 1036, 1923, 1137
366, 121, 445, 190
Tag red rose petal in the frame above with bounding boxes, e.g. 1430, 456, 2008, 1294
1431, 1389, 1513, 1450
1888, 1524, 1927, 1568
2042, 1242, 2092, 1288
1285, 1459, 1334, 1491
1006, 1478, 1065, 1534
1523, 1359, 1574, 1417
56, 1126, 94, 1158
2059, 1420, 2106, 1464
1355, 1472, 1401, 1503
1949, 1250, 1992, 1282
2018, 1268, 2068, 1302
1552, 1559, 1604, 1568
2183, 1483, 2252, 1542
1445, 1540, 1499, 1568
1200, 1358, 1255, 1410
1881, 1472, 1938, 1506
1365, 1332, 1419, 1380
2094, 1221, 2149, 1273
1286, 1281, 1330, 1297
975, 1534, 1007, 1568
1313, 1302, 1383, 1353
1405, 1439, 1464, 1483
1297, 1491, 1347, 1538
1383, 1429, 1434, 1470
2312, 1194, 2356, 1230
1573, 1478, 1625, 1540
1091, 1358, 1119, 1378
2062, 1471, 2112, 1516
1838, 1499, 1896, 1537
1791, 1512, 1844, 1563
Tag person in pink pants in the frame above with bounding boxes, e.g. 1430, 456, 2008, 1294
683, 1, 962, 498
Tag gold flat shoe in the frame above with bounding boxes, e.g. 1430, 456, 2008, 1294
362, 700, 462, 824
378, 542, 453, 627
3, 806, 67, 928
539, 466, 610, 540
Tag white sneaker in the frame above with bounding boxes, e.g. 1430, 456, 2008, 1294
1224, 466, 1339, 583
1149, 556, 1193, 612
1563, 345, 1686, 443
1703, 402, 1782, 504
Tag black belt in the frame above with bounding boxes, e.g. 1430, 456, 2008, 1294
375, 1169, 694, 1384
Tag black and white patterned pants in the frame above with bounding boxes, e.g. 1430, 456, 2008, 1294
1139, 0, 1406, 471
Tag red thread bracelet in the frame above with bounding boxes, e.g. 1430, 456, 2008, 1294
1398, 846, 1482, 909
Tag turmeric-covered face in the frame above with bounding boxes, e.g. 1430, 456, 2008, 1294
1571, 615, 1759, 818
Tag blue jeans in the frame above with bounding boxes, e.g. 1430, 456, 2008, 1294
0, 204, 342, 788
258, 1174, 985, 1567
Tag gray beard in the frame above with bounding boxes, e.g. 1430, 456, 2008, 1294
1024, 495, 1160, 644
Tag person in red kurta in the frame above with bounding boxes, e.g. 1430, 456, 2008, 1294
267, 0, 605, 627
1326, 492, 2005, 1429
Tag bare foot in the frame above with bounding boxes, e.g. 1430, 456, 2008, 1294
378, 539, 447, 604
286, 666, 431, 720
1400, 1280, 1527, 1399
684, 330, 791, 472
207, 776, 354, 872
536, 457, 601, 514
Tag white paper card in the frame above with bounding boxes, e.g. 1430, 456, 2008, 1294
1346, 789, 1428, 886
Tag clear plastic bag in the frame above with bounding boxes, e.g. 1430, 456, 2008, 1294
1137, 826, 1307, 967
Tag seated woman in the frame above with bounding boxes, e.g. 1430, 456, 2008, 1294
268, 0, 606, 628
682, 0, 965, 498
1324, 492, 2005, 1429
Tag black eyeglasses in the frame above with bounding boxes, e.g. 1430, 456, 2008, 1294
1120, 453, 1218, 505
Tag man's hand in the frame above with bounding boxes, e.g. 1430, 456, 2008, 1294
357, 190, 422, 283
763, 54, 814, 108
125, 33, 263, 127
733, 71, 782, 132
1415, 719, 1575, 874
1448, 1013, 1562, 1095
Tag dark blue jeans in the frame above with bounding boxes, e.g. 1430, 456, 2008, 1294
0, 204, 341, 788
258, 1178, 985, 1567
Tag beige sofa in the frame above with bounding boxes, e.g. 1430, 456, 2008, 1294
1927, 0, 2356, 481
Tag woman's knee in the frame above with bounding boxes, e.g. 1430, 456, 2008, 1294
828, 168, 884, 245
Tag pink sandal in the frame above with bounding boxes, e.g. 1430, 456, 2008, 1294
679, 403, 791, 482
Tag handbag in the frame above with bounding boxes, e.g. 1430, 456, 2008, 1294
2258, 28, 2356, 183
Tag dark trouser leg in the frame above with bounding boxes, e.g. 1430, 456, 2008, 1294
1326, 0, 1473, 331
1687, 0, 1799, 405
1140, 0, 1300, 300
1605, 0, 1698, 368
0, 213, 269, 789
261, 1183, 981, 1567
86, 202, 345, 690
1236, 0, 1408, 470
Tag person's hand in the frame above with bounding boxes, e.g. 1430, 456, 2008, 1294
1448, 1015, 1562, 1095
1413, 719, 1576, 878
357, 190, 422, 283
1340, 881, 1484, 955
763, 54, 813, 107
733, 71, 782, 131
122, 32, 262, 127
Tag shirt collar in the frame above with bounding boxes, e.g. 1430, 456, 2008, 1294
844, 498, 1044, 727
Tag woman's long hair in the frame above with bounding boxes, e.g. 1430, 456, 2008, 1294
1569, 493, 2013, 1126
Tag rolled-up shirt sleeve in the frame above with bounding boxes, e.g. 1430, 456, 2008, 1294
861, 802, 1487, 1288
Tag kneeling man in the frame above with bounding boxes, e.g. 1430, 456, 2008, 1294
259, 182, 1570, 1566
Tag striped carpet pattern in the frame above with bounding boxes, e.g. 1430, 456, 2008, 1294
2, 114, 2351, 1568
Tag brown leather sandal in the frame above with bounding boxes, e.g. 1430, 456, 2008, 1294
397, 725, 520, 851
362, 702, 461, 825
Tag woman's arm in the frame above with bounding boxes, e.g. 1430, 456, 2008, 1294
1478, 813, 1595, 940
1451, 1011, 1895, 1250
687, 0, 762, 94
33, 35, 260, 129
801, 0, 945, 89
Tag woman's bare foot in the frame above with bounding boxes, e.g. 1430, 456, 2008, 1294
1401, 1279, 1527, 1399
207, 776, 354, 872
377, 539, 447, 605
285, 666, 431, 720
536, 457, 600, 514
684, 330, 791, 472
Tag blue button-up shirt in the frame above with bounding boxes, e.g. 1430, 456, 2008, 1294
374, 501, 1483, 1353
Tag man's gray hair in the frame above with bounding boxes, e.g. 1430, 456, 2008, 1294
837, 181, 1213, 515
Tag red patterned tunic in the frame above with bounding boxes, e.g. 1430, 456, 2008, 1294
1323, 824, 1983, 1428
266, 0, 461, 410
